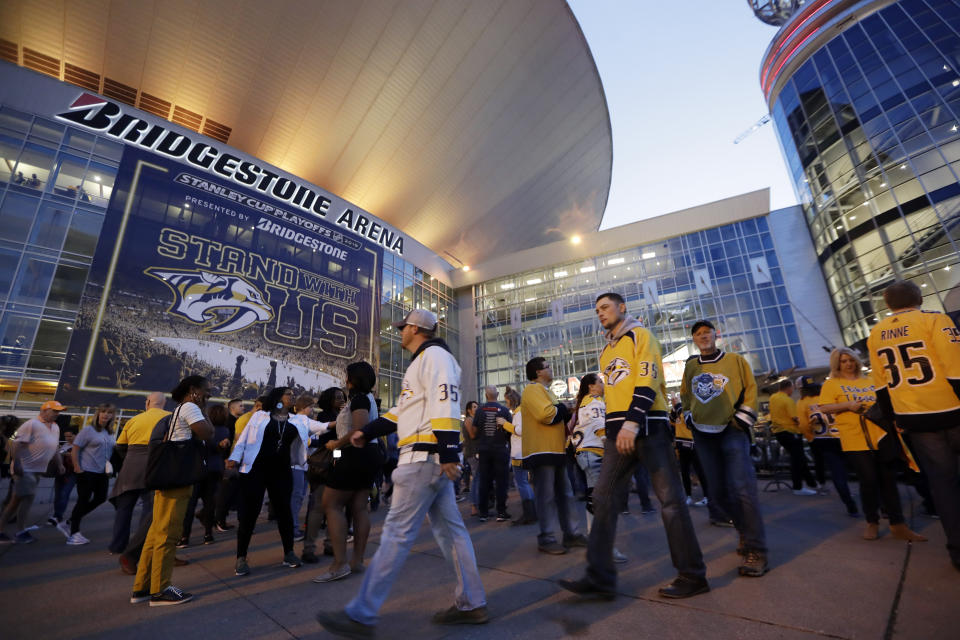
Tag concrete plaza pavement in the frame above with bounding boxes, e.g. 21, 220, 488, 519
0, 475, 957, 639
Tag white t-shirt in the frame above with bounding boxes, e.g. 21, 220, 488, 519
14, 418, 60, 473
172, 402, 205, 441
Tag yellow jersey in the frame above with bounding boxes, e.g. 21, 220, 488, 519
599, 318, 668, 438
768, 391, 798, 434
818, 376, 887, 452
867, 309, 960, 431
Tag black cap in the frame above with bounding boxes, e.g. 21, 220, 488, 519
691, 320, 715, 335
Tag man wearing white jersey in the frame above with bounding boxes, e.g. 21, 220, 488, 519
317, 309, 487, 638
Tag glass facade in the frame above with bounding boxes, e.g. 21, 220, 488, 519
472, 216, 806, 402
0, 105, 457, 410
769, 0, 960, 345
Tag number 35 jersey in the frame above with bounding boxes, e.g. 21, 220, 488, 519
867, 309, 960, 431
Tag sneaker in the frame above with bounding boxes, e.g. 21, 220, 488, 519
282, 551, 302, 568
119, 555, 137, 575
235, 557, 250, 576
149, 585, 193, 607
175, 537, 189, 549
130, 590, 151, 604
613, 548, 628, 564
478, 515, 489, 523
538, 541, 567, 555
15, 532, 36, 544
203, 534, 215, 545
312, 565, 352, 583
739, 551, 769, 577
557, 576, 616, 600
65, 532, 88, 546
793, 488, 817, 496
47, 516, 60, 526
0, 533, 13, 544
693, 497, 709, 507
658, 576, 710, 599
495, 512, 511, 522
640, 506, 657, 515
293, 530, 305, 542
302, 550, 320, 564
562, 534, 589, 548
215, 522, 233, 532
316, 610, 374, 638
431, 605, 490, 625
455, 494, 466, 503
56, 521, 71, 538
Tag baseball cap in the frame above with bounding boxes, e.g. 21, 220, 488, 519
41, 400, 66, 411
392, 308, 438, 331
690, 320, 715, 335
797, 375, 816, 389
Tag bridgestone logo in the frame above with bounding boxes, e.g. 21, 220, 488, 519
55, 93, 405, 255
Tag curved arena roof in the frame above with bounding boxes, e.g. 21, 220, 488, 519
0, 0, 612, 269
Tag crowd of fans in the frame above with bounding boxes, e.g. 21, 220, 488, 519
0, 280, 957, 632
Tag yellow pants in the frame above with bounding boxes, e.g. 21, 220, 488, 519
134, 485, 191, 594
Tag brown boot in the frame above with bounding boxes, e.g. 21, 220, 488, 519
890, 523, 927, 542
863, 522, 879, 540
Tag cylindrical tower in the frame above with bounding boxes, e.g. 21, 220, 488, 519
760, 0, 960, 345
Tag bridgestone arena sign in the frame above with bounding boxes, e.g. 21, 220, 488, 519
55, 93, 405, 255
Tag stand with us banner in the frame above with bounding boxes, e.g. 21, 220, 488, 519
57, 147, 381, 410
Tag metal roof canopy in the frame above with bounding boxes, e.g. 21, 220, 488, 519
0, 0, 612, 268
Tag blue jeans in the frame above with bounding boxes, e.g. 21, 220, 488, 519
576, 451, 603, 487
587, 421, 705, 587
811, 438, 855, 509
345, 462, 485, 625
53, 473, 76, 520
513, 465, 534, 501
531, 464, 582, 545
291, 468, 307, 532
693, 426, 767, 553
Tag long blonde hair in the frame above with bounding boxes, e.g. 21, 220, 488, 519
829, 347, 864, 379
504, 386, 521, 411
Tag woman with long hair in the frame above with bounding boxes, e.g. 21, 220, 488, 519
818, 348, 926, 542
463, 400, 480, 517
570, 374, 626, 563
301, 387, 346, 563
229, 386, 325, 575
313, 362, 381, 583
178, 403, 231, 547
65, 403, 116, 545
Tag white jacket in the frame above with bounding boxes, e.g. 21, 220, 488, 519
509, 410, 523, 461
229, 411, 329, 474
371, 338, 462, 464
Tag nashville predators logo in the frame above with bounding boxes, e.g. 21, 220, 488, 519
603, 357, 631, 386
398, 384, 415, 405
692, 373, 728, 404
145, 268, 274, 334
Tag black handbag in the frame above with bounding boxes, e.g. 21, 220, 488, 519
145, 405, 205, 490
307, 448, 334, 485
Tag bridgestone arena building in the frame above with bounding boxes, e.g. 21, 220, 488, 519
0, 0, 958, 426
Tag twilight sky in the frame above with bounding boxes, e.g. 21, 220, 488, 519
568, 1, 800, 229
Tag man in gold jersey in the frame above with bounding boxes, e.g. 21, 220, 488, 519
559, 293, 707, 600
869, 281, 960, 570
769, 379, 819, 495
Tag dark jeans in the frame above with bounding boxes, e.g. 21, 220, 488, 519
846, 450, 904, 525
693, 426, 767, 553
183, 470, 222, 539
587, 421, 706, 588
906, 426, 960, 564
531, 463, 581, 545
215, 468, 240, 525
110, 488, 153, 553
237, 467, 294, 557
775, 431, 817, 490
70, 472, 109, 534
477, 448, 510, 516
53, 473, 76, 520
810, 438, 855, 509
